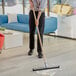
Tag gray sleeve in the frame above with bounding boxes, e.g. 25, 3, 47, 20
39, 0, 47, 11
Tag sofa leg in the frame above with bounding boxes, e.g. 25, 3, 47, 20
44, 32, 56, 42
45, 32, 56, 37
0, 49, 2, 54
0, 51, 1, 54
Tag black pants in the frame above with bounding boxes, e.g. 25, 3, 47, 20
29, 10, 45, 54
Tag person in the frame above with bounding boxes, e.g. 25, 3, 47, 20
28, 0, 47, 58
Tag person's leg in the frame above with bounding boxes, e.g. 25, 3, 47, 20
28, 10, 35, 55
37, 12, 45, 58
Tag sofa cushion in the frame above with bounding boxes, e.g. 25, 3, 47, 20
0, 22, 18, 29
0, 15, 8, 25
17, 14, 29, 24
1, 22, 29, 32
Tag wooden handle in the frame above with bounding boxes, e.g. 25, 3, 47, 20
32, 9, 48, 67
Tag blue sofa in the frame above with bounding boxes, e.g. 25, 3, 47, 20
0, 14, 57, 34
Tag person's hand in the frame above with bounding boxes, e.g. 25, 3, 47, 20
36, 11, 41, 26
35, 19, 39, 26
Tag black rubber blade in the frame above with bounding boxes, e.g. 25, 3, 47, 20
33, 66, 60, 71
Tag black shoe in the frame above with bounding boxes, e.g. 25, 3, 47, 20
28, 49, 33, 56
38, 53, 43, 58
